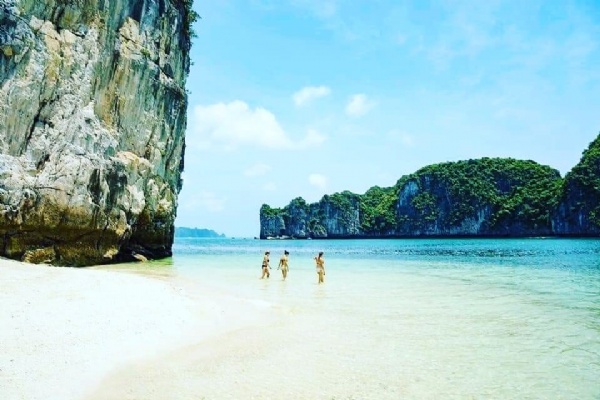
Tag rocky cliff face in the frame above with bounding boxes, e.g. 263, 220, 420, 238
315, 193, 361, 237
394, 159, 561, 237
395, 176, 494, 236
260, 149, 600, 239
552, 135, 600, 235
260, 193, 363, 239
259, 204, 286, 239
0, 0, 190, 265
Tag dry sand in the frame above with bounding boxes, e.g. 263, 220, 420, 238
0, 258, 271, 400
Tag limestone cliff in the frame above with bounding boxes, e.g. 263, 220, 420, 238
268, 195, 362, 239
394, 159, 561, 236
260, 192, 363, 239
260, 148, 600, 238
0, 0, 192, 265
552, 135, 600, 235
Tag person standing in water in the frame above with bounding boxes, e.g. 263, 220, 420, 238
314, 251, 325, 284
260, 251, 271, 279
278, 250, 290, 280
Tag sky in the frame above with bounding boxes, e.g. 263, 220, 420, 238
175, 0, 600, 238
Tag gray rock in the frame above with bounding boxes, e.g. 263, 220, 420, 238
0, 0, 191, 265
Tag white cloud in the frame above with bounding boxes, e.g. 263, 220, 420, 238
308, 173, 327, 190
189, 101, 327, 150
297, 128, 326, 148
190, 101, 289, 150
293, 85, 331, 106
244, 163, 271, 177
345, 94, 376, 117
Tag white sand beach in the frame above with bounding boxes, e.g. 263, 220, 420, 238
4, 241, 598, 400
0, 258, 271, 400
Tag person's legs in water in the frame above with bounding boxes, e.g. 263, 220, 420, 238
260, 266, 269, 279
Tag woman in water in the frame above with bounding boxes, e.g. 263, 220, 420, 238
278, 250, 290, 280
260, 251, 271, 279
314, 251, 325, 284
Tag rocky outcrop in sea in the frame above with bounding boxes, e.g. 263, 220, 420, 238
0, 0, 192, 265
260, 133, 600, 239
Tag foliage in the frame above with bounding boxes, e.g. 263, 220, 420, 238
324, 191, 359, 210
360, 186, 397, 233
562, 133, 600, 227
260, 204, 282, 218
260, 137, 600, 236
287, 197, 309, 211
175, 0, 200, 39
397, 158, 562, 230
411, 192, 439, 222
318, 191, 360, 231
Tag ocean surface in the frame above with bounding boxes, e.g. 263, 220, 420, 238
117, 238, 600, 399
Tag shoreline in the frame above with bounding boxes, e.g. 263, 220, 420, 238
259, 234, 600, 240
0, 258, 272, 400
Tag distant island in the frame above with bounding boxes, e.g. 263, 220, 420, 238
260, 133, 600, 239
175, 227, 225, 238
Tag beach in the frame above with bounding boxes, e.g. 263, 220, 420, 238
2, 238, 599, 399
0, 257, 272, 400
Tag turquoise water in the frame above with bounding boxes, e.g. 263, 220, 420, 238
140, 238, 600, 399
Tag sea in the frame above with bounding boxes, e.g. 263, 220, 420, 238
112, 237, 600, 399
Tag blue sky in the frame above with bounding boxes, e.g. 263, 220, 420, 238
175, 0, 600, 238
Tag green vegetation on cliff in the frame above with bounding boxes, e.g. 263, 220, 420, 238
176, 0, 200, 39
260, 134, 600, 238
560, 134, 600, 228
260, 203, 281, 217
360, 186, 397, 233
399, 158, 562, 231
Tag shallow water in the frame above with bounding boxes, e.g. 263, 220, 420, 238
108, 238, 600, 399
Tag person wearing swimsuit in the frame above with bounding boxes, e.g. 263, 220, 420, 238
260, 251, 271, 279
278, 250, 290, 280
315, 251, 325, 284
